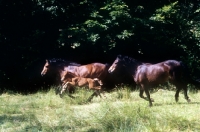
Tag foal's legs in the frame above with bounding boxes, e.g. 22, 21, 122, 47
87, 80, 103, 102
87, 91, 99, 102
60, 82, 69, 95
88, 79, 105, 98
60, 82, 76, 98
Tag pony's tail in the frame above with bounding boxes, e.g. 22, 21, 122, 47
180, 61, 200, 88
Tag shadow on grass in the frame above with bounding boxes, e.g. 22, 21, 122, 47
164, 115, 200, 131
0, 113, 42, 131
37, 125, 102, 132
154, 101, 200, 107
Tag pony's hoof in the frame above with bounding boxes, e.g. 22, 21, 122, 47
149, 104, 153, 107
151, 98, 154, 102
59, 94, 63, 98
187, 99, 191, 103
55, 88, 60, 95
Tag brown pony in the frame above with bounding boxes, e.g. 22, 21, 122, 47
41, 59, 81, 93
108, 55, 196, 106
41, 58, 110, 93
60, 71, 104, 101
41, 58, 81, 84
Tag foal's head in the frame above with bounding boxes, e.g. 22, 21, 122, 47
61, 71, 77, 82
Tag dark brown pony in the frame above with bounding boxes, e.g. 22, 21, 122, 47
60, 71, 104, 101
108, 55, 195, 106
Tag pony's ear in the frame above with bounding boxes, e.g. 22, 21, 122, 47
117, 54, 122, 58
46, 59, 50, 63
124, 56, 129, 59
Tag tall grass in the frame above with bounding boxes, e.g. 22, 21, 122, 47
0, 86, 200, 131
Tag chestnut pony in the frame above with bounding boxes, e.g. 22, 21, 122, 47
41, 59, 81, 86
41, 58, 109, 93
60, 71, 103, 101
108, 55, 195, 106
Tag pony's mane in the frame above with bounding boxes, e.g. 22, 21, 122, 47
117, 55, 142, 65
48, 58, 81, 66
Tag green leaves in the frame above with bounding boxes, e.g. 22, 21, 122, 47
60, 0, 133, 50
150, 2, 178, 23
117, 30, 133, 40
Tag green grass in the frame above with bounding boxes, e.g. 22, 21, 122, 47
0, 86, 200, 132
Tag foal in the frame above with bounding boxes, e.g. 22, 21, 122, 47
60, 71, 104, 101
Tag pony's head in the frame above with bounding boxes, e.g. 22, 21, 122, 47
108, 55, 125, 73
108, 55, 140, 74
41, 59, 50, 76
41, 58, 80, 76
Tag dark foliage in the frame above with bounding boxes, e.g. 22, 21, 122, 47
0, 0, 200, 93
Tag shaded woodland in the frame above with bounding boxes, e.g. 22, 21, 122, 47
0, 0, 200, 92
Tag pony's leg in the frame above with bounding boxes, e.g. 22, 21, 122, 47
182, 85, 191, 102
139, 89, 145, 98
144, 88, 153, 107
89, 85, 103, 98
139, 87, 149, 100
139, 88, 154, 102
100, 89, 106, 98
95, 90, 102, 98
60, 82, 76, 99
93, 79, 105, 97
174, 82, 189, 102
93, 87, 107, 98
60, 82, 69, 95
174, 87, 181, 102
141, 84, 153, 107
139, 85, 153, 106
55, 85, 62, 95
87, 91, 98, 102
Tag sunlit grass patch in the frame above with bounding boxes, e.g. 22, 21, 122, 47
0, 86, 200, 131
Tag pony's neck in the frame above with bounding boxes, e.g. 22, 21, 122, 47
58, 69, 65, 78
67, 71, 77, 77
124, 59, 142, 75
66, 66, 79, 76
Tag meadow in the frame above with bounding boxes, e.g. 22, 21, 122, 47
0, 86, 200, 132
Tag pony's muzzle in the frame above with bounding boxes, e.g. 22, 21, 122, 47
61, 77, 65, 82
108, 68, 114, 73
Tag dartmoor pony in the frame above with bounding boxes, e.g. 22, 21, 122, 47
41, 58, 110, 93
60, 71, 104, 101
41, 58, 81, 83
41, 59, 81, 92
108, 55, 196, 106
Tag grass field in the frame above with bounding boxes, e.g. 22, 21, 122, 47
0, 86, 200, 132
